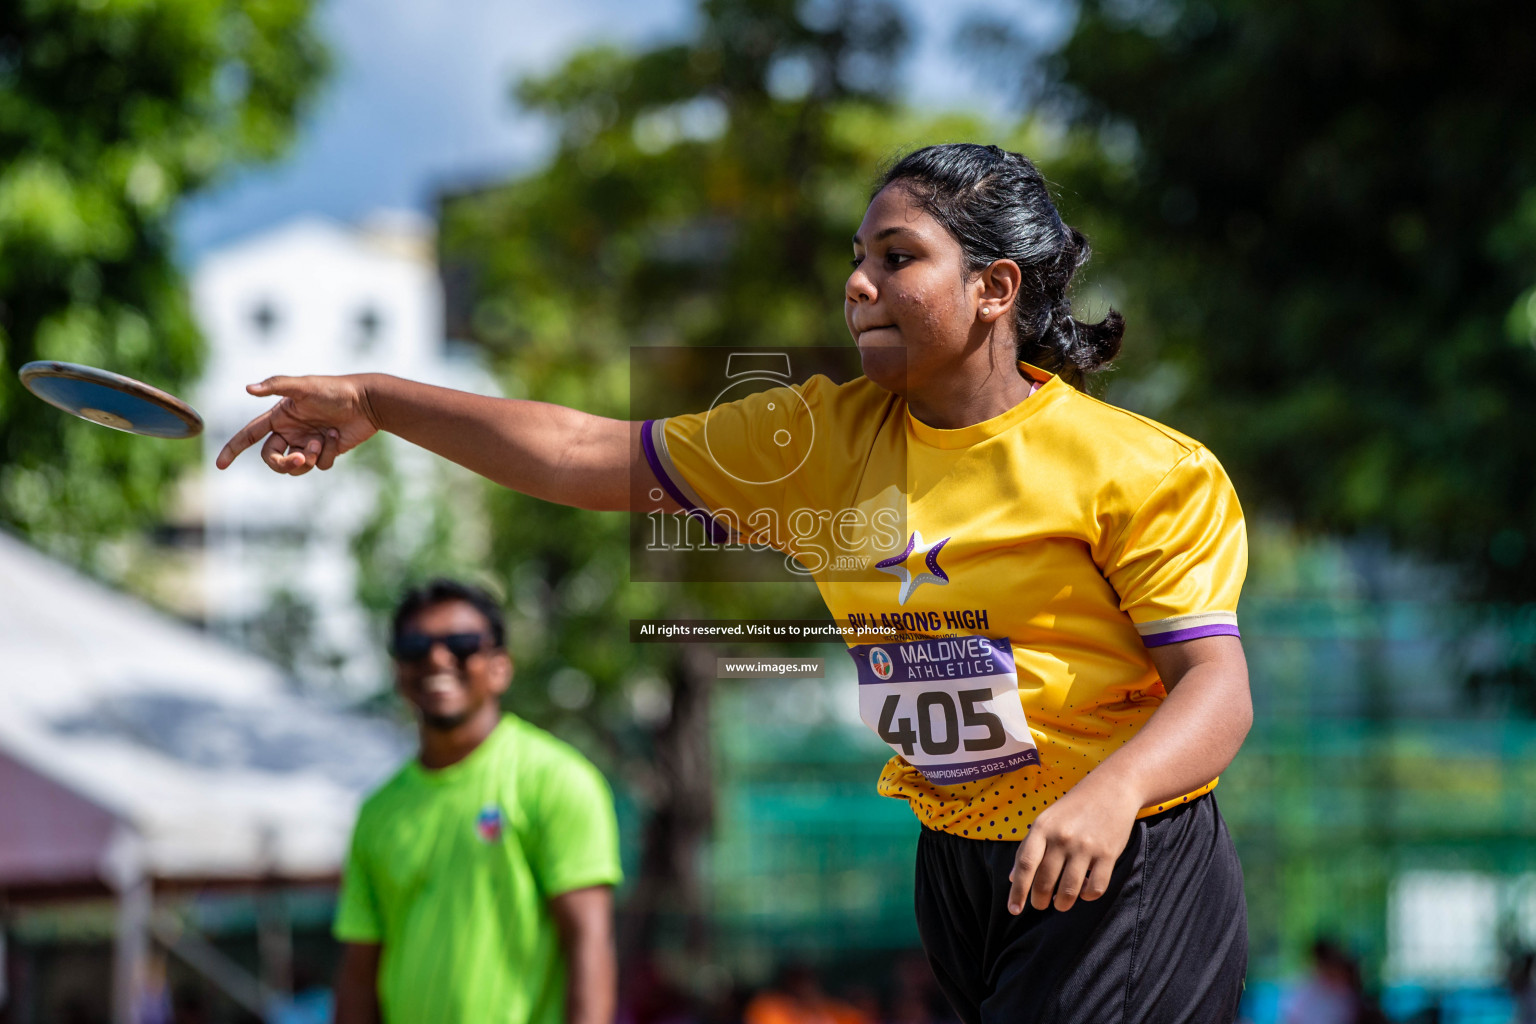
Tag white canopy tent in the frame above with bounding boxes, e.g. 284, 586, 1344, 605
0, 529, 407, 1021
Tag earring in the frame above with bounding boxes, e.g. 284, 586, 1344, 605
981, 306, 991, 316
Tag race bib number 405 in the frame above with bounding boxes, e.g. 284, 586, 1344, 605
849, 636, 1039, 785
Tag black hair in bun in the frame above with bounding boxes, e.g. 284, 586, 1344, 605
877, 143, 1124, 388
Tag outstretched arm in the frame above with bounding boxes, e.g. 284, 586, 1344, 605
216, 374, 679, 513
1006, 634, 1252, 914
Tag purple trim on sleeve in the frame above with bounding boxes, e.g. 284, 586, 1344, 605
639, 419, 731, 545
640, 420, 694, 511
1141, 623, 1242, 648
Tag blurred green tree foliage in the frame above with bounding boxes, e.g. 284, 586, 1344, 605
1018, 0, 1536, 599
433, 0, 1065, 957
0, 0, 326, 563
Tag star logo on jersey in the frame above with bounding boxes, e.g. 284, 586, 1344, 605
875, 531, 951, 606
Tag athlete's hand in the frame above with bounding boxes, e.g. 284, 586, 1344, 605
1007, 772, 1143, 914
216, 374, 380, 475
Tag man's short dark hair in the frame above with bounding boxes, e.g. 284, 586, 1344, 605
391, 579, 507, 651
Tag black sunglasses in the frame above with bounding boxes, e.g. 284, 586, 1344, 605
391, 631, 494, 663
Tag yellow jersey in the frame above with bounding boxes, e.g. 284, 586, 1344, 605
642, 362, 1246, 840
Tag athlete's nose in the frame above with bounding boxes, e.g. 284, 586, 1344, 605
845, 262, 876, 305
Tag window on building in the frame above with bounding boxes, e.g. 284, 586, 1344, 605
355, 305, 385, 353
250, 300, 281, 341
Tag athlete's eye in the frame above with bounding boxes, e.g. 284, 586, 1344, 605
886, 252, 912, 268
849, 255, 864, 269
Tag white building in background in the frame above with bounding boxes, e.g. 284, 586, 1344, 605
189, 212, 490, 695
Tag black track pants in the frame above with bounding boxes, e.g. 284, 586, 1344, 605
914, 794, 1247, 1024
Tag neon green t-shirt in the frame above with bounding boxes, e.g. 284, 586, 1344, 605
334, 715, 622, 1024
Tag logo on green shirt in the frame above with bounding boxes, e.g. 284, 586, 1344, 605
475, 803, 503, 843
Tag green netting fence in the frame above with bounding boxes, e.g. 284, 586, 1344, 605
700, 598, 1536, 987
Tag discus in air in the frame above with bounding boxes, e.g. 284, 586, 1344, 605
18, 361, 204, 439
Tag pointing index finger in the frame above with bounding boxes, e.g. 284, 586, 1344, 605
247, 375, 300, 397
217, 408, 274, 469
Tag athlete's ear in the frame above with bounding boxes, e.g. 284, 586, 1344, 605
976, 259, 1022, 322
489, 651, 513, 696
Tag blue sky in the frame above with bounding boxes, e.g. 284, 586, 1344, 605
175, 0, 1070, 260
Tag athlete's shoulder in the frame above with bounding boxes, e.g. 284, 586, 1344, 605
1029, 381, 1236, 526
1044, 383, 1205, 460
661, 371, 895, 438
796, 372, 899, 417
1034, 382, 1221, 486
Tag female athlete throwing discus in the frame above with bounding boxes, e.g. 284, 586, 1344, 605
221, 144, 1251, 1023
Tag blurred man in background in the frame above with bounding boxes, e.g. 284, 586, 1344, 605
333, 579, 623, 1024
1280, 938, 1383, 1024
